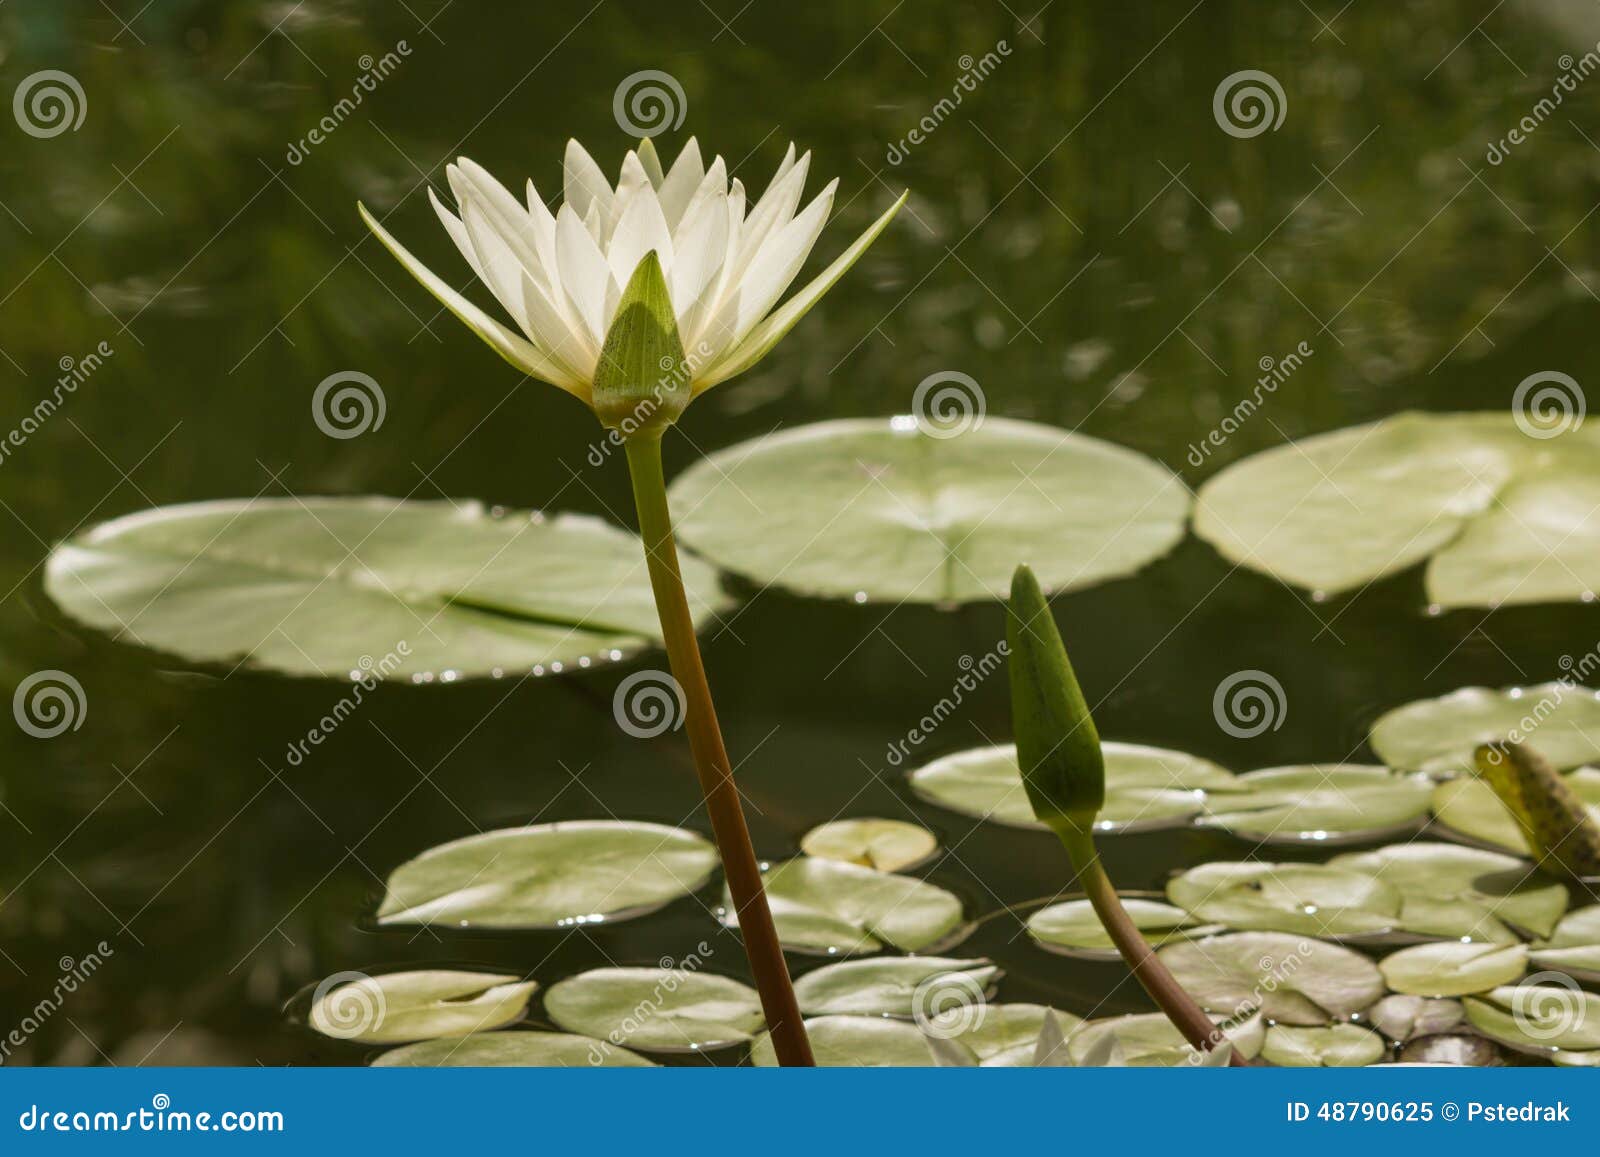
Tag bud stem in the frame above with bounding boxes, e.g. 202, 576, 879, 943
622, 431, 814, 1067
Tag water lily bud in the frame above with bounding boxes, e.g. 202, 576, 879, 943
1006, 564, 1104, 835
1474, 739, 1600, 879
591, 251, 691, 434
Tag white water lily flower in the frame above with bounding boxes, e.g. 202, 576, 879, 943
359, 137, 904, 425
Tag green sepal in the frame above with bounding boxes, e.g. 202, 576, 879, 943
591, 251, 691, 433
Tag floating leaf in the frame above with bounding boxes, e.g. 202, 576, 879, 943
908, 742, 1235, 833
1192, 412, 1600, 607
541, 967, 762, 1052
749, 1015, 959, 1066
1027, 897, 1224, 958
1463, 984, 1600, 1055
1329, 843, 1567, 942
1197, 765, 1431, 844
1397, 1034, 1500, 1066
792, 957, 997, 1017
799, 818, 937, 872
44, 498, 731, 678
722, 858, 965, 955
1370, 684, 1600, 776
307, 970, 535, 1044
1166, 862, 1401, 938
1531, 906, 1600, 982
1431, 769, 1600, 861
1261, 1024, 1386, 1067
1157, 933, 1385, 1025
371, 1030, 654, 1067
1365, 994, 1466, 1042
668, 418, 1190, 603
1378, 942, 1528, 997
961, 1005, 1083, 1067
377, 821, 718, 930
1066, 1011, 1264, 1067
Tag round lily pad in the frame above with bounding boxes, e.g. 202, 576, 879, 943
959, 1005, 1084, 1067
1531, 906, 1600, 982
1378, 942, 1528, 997
1329, 843, 1567, 942
791, 956, 998, 1017
799, 818, 937, 872
43, 498, 731, 679
1371, 684, 1600, 776
1365, 994, 1466, 1042
1027, 897, 1224, 958
1166, 862, 1401, 938
722, 858, 965, 955
668, 418, 1190, 603
1157, 932, 1386, 1024
748, 1015, 956, 1066
306, 969, 535, 1043
1261, 1024, 1386, 1067
1463, 983, 1600, 1055
377, 821, 718, 929
371, 1030, 654, 1067
1431, 768, 1600, 857
1197, 765, 1431, 844
908, 742, 1235, 833
541, 967, 762, 1052
1193, 412, 1600, 608
1066, 1011, 1264, 1066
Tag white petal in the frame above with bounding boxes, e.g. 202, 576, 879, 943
608, 150, 654, 243
657, 137, 706, 231
669, 190, 730, 336
563, 139, 613, 223
636, 136, 665, 187
555, 204, 616, 349
669, 155, 728, 247
727, 151, 811, 284
523, 180, 561, 288
730, 178, 836, 340
461, 196, 592, 376
450, 159, 553, 297
606, 184, 674, 290
427, 187, 485, 282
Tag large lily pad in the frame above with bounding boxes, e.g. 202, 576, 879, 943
1198, 765, 1431, 844
958, 1005, 1084, 1066
541, 968, 762, 1052
1370, 684, 1600, 776
1365, 994, 1467, 1042
1027, 897, 1224, 958
749, 1015, 955, 1066
371, 1030, 654, 1067
722, 858, 965, 955
667, 418, 1190, 603
1329, 843, 1567, 942
1463, 984, 1600, 1056
1166, 862, 1401, 938
908, 742, 1235, 833
1531, 906, 1600, 982
1378, 942, 1528, 997
1065, 1011, 1265, 1066
1193, 412, 1600, 607
791, 956, 998, 1017
1261, 1024, 1387, 1067
377, 821, 718, 929
1430, 768, 1600, 857
799, 818, 937, 872
43, 497, 730, 678
307, 970, 535, 1043
1157, 932, 1386, 1024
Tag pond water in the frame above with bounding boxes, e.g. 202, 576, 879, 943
3, 0, 1600, 1064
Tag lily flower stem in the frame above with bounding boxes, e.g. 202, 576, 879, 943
623, 432, 815, 1067
1058, 829, 1245, 1067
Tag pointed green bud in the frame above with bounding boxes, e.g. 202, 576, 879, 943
1474, 740, 1600, 880
591, 251, 691, 434
1006, 564, 1104, 836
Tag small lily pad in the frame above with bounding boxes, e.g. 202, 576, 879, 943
542, 968, 762, 1052
749, 1015, 959, 1066
1158, 932, 1386, 1025
307, 970, 535, 1043
377, 821, 718, 930
1261, 1024, 1386, 1067
1166, 862, 1401, 938
668, 418, 1190, 603
1197, 765, 1431, 844
44, 498, 731, 678
959, 1005, 1084, 1066
1431, 768, 1600, 858
722, 858, 965, 955
1066, 1011, 1264, 1066
1370, 684, 1600, 777
1463, 983, 1600, 1055
792, 956, 998, 1017
1378, 942, 1528, 997
1531, 906, 1600, 982
1027, 897, 1224, 958
1365, 994, 1466, 1042
799, 818, 937, 872
371, 1030, 654, 1067
908, 742, 1235, 833
1329, 843, 1567, 942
